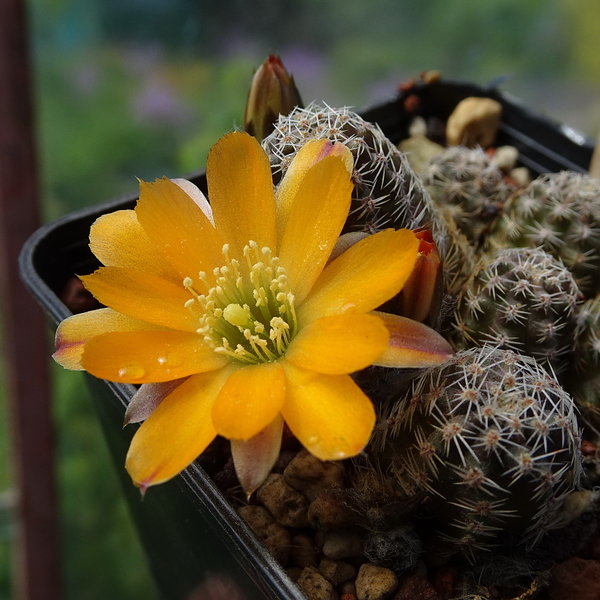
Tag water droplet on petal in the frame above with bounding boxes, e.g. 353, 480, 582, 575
118, 362, 146, 380
157, 356, 168, 365
340, 303, 356, 314
167, 354, 182, 367
306, 434, 320, 446
331, 450, 347, 460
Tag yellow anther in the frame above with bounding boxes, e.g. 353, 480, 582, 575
196, 240, 298, 364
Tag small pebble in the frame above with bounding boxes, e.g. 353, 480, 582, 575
322, 528, 364, 560
340, 594, 357, 600
291, 534, 319, 569
297, 565, 338, 600
237, 505, 291, 566
509, 166, 531, 187
392, 576, 441, 600
309, 490, 356, 530
355, 563, 398, 600
284, 450, 346, 501
397, 135, 444, 175
445, 96, 502, 148
432, 565, 455, 599
256, 473, 309, 528
549, 557, 600, 600
557, 489, 600, 526
272, 450, 299, 473
319, 558, 357, 586
314, 530, 327, 548
491, 145, 519, 173
339, 582, 357, 596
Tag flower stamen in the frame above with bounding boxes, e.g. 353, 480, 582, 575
192, 241, 298, 364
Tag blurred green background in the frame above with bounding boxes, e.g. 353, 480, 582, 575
2, 0, 600, 597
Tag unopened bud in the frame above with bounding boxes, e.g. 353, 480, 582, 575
244, 54, 303, 142
396, 228, 443, 325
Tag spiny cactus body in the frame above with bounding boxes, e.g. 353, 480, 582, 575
564, 295, 600, 429
263, 102, 437, 235
488, 171, 600, 298
451, 247, 581, 376
423, 146, 516, 245
373, 346, 582, 559
262, 103, 480, 296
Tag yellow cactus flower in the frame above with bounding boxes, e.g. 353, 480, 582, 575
53, 131, 453, 495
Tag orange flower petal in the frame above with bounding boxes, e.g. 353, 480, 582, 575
281, 361, 375, 461
171, 178, 214, 223
211, 361, 286, 440
53, 308, 161, 370
285, 313, 389, 375
372, 312, 454, 368
328, 231, 369, 264
275, 139, 352, 236
278, 154, 354, 304
89, 210, 180, 283
297, 228, 419, 325
80, 267, 199, 332
81, 330, 229, 383
125, 367, 235, 490
231, 415, 284, 497
135, 177, 225, 288
206, 131, 277, 261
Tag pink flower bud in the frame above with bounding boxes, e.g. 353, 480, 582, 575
244, 55, 303, 142
396, 228, 443, 325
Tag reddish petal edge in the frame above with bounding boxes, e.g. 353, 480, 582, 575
373, 311, 454, 368
124, 377, 190, 426
231, 415, 284, 498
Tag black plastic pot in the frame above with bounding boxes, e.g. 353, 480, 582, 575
19, 80, 595, 600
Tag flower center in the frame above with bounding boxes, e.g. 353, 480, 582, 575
184, 241, 298, 364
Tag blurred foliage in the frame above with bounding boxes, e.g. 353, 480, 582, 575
1, 0, 600, 598
562, 0, 600, 81
36, 47, 256, 220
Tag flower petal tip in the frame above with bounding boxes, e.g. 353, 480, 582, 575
231, 417, 283, 497
374, 312, 454, 369
136, 480, 149, 498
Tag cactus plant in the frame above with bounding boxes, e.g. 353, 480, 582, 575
488, 171, 600, 299
371, 346, 582, 560
263, 102, 434, 235
564, 294, 600, 431
261, 103, 485, 297
423, 146, 516, 246
451, 247, 581, 377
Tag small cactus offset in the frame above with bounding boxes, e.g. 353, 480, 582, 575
372, 346, 582, 560
564, 295, 600, 430
488, 171, 600, 298
451, 247, 582, 377
436, 213, 480, 298
262, 102, 437, 235
423, 146, 516, 246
